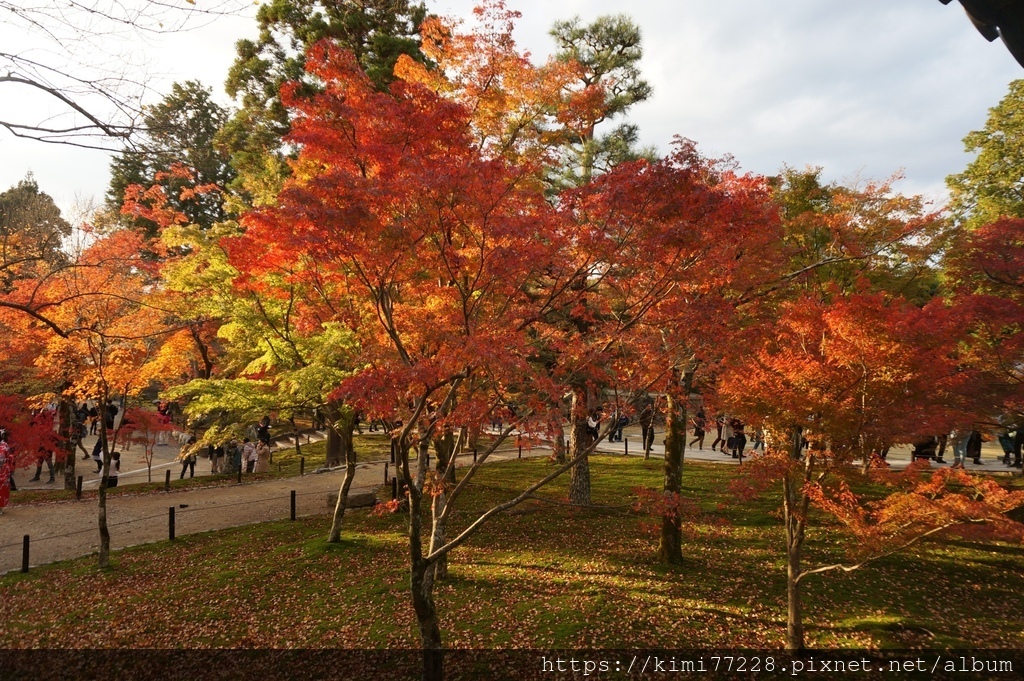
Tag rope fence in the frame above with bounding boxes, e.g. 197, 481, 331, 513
1, 443, 551, 573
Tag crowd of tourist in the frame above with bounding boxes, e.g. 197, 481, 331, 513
174, 414, 275, 479
2, 393, 1023, 518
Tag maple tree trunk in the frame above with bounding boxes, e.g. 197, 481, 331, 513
786, 499, 802, 655
568, 387, 591, 505
552, 428, 566, 464
430, 492, 448, 581
327, 453, 356, 543
189, 324, 214, 379
431, 430, 456, 580
326, 426, 342, 468
406, 437, 444, 681
433, 430, 457, 485
324, 402, 353, 468
784, 425, 806, 651
327, 410, 357, 543
658, 371, 689, 564
412, 559, 443, 681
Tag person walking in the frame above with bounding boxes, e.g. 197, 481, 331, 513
30, 448, 55, 484
689, 409, 706, 450
950, 429, 969, 469
87, 404, 98, 436
607, 409, 627, 443
751, 427, 765, 452
638, 400, 655, 455
90, 439, 104, 473
730, 418, 747, 459
711, 415, 725, 452
179, 437, 197, 479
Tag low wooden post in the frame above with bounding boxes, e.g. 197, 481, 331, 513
384, 463, 389, 484
164, 469, 171, 492
290, 490, 296, 521
518, 445, 522, 459
392, 477, 398, 500
168, 507, 175, 541
300, 457, 305, 476
473, 449, 478, 463
624, 438, 629, 457
76, 475, 83, 500
21, 535, 29, 573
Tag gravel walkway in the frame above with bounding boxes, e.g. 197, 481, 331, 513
0, 445, 544, 574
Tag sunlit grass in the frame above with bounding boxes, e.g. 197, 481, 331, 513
2, 456, 1021, 650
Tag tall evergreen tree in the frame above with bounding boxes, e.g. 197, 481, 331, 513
106, 81, 234, 236
219, 0, 429, 207
549, 14, 653, 188
0, 174, 72, 288
948, 79, 1024, 230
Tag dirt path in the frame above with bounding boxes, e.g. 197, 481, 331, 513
0, 447, 544, 574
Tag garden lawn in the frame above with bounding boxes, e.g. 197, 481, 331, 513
1, 456, 1021, 649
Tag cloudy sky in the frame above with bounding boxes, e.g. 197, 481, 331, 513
0, 0, 1021, 218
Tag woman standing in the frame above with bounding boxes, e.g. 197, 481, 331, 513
721, 417, 734, 456
254, 440, 271, 474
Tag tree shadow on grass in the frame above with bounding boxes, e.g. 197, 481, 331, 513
940, 539, 1024, 558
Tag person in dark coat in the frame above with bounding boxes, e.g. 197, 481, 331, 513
256, 415, 271, 446
638, 401, 655, 454
911, 436, 938, 462
689, 409, 706, 450
998, 429, 1015, 466
967, 430, 983, 465
729, 418, 747, 459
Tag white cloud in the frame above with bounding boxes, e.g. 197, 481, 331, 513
1, 0, 1020, 217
